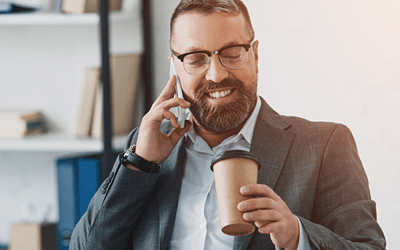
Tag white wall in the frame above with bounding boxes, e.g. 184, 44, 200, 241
151, 0, 399, 248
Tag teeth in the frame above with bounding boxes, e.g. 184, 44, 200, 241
209, 90, 232, 99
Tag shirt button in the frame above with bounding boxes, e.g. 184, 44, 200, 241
200, 224, 205, 230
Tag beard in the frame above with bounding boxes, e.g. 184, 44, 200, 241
184, 76, 257, 133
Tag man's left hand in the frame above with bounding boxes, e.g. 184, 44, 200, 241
237, 184, 300, 250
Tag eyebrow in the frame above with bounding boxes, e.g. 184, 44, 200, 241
181, 40, 242, 55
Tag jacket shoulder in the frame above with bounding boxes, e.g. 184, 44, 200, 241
282, 115, 345, 137
279, 115, 359, 151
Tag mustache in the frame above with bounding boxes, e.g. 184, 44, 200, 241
194, 77, 245, 99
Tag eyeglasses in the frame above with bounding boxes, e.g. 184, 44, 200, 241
171, 39, 255, 75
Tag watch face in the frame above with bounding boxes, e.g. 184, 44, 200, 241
125, 145, 135, 157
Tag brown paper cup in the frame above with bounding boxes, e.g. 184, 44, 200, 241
211, 150, 260, 236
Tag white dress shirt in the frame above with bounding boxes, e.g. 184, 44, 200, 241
169, 96, 310, 250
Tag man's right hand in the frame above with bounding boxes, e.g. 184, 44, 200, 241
134, 74, 192, 165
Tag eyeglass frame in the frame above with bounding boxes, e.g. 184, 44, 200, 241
170, 39, 256, 75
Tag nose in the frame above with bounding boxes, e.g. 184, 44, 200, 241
205, 54, 229, 83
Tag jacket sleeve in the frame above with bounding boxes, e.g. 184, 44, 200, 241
300, 125, 386, 249
69, 128, 160, 250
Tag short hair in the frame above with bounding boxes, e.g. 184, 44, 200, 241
170, 0, 255, 44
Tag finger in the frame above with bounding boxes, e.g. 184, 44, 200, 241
240, 184, 281, 201
142, 98, 190, 131
257, 222, 282, 234
167, 120, 192, 145
152, 75, 177, 108
156, 97, 191, 112
255, 220, 273, 229
162, 110, 180, 128
242, 209, 280, 223
237, 197, 276, 212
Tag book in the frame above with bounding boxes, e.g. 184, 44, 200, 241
0, 111, 41, 122
91, 53, 141, 138
74, 68, 101, 137
0, 111, 43, 138
0, 2, 37, 13
10, 223, 57, 250
62, 0, 122, 14
52, 0, 64, 13
0, 127, 42, 138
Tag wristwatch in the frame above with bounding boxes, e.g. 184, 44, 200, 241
122, 145, 161, 173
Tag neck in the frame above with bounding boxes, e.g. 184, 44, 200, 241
193, 120, 244, 149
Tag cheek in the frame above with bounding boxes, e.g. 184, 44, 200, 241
180, 75, 203, 99
236, 68, 257, 87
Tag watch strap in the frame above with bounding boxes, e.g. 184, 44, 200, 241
122, 145, 161, 173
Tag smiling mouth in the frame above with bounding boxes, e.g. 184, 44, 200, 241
207, 89, 233, 99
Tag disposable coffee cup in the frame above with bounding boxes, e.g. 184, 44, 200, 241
210, 150, 261, 236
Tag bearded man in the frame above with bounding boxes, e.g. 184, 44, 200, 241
70, 0, 386, 249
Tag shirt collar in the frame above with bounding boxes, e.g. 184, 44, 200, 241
240, 95, 262, 144
186, 95, 262, 145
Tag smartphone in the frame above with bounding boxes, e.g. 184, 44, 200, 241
169, 58, 186, 128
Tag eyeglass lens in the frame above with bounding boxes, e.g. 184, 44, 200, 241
183, 46, 248, 75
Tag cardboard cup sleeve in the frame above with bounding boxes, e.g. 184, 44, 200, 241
210, 150, 261, 236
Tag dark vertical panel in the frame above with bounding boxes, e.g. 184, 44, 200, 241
99, 0, 113, 180
142, 0, 153, 112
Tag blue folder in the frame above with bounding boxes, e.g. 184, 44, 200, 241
56, 154, 102, 250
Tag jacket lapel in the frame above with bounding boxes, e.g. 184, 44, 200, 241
158, 135, 187, 250
234, 98, 295, 250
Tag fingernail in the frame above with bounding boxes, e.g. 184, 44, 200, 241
238, 202, 247, 210
244, 212, 253, 220
241, 186, 250, 194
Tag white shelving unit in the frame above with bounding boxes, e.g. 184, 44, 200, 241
0, 133, 128, 152
0, 11, 137, 154
0, 11, 134, 26
0, 6, 142, 153
0, 0, 143, 244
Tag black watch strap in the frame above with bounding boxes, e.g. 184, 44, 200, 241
122, 145, 161, 173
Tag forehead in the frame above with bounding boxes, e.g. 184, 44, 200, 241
171, 12, 250, 53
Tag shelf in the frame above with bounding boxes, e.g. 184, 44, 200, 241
0, 11, 135, 26
0, 132, 128, 152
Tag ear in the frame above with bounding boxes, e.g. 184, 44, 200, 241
252, 40, 259, 74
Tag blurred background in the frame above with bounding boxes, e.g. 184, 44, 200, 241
0, 0, 399, 248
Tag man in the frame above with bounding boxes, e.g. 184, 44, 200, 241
70, 0, 386, 249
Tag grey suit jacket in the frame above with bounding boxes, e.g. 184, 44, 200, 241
70, 98, 386, 250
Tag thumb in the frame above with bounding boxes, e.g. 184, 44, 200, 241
168, 120, 192, 144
